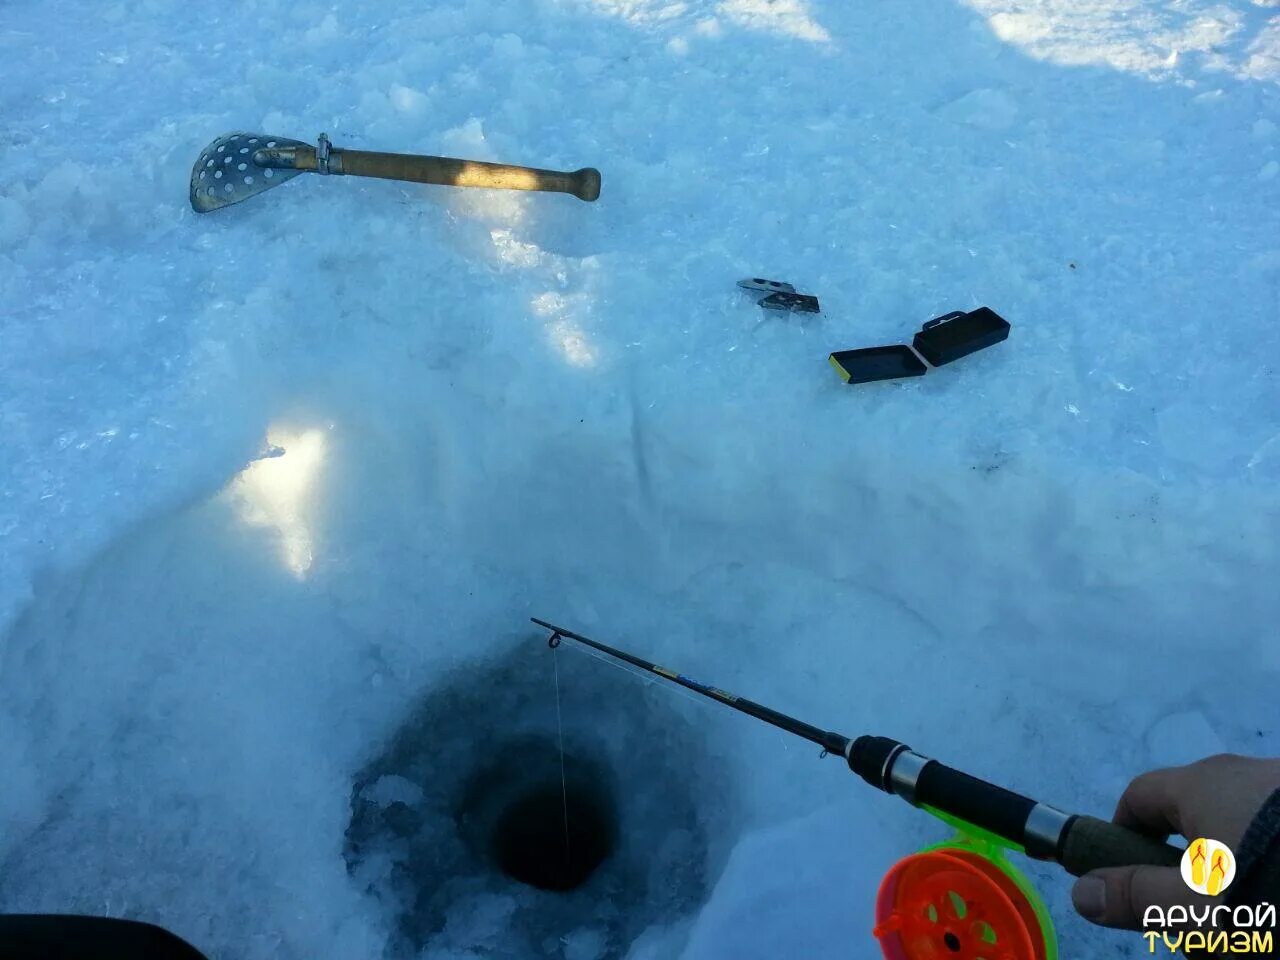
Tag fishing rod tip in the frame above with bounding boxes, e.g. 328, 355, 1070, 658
530, 617, 563, 647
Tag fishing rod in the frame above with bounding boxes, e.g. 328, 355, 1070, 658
533, 618, 1183, 960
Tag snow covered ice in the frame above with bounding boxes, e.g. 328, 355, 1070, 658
1, 0, 1278, 958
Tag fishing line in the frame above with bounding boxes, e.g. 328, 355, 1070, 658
553, 630, 731, 718
551, 643, 572, 878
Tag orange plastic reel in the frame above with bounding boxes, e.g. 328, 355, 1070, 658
873, 848, 1049, 960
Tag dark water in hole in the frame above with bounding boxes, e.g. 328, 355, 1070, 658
491, 783, 615, 891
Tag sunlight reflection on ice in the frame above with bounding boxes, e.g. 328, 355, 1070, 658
226, 427, 327, 578
718, 0, 830, 44
531, 291, 597, 367
961, 0, 1269, 80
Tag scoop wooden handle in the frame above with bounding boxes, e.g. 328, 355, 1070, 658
315, 148, 600, 201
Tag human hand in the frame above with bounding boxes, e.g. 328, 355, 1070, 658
1071, 754, 1280, 929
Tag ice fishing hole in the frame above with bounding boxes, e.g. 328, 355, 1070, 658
344, 640, 732, 957
489, 771, 616, 891
264, 169, 274, 178
450, 734, 621, 896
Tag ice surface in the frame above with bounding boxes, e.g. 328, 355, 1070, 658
1145, 710, 1228, 769
1, 0, 1278, 958
682, 799, 884, 959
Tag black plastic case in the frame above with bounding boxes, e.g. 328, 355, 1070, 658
911, 308, 1010, 367
829, 346, 928, 385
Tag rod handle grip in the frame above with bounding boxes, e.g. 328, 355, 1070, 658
1060, 815, 1184, 877
848, 737, 1036, 842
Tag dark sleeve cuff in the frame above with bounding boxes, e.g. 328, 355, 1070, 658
1227, 785, 1280, 907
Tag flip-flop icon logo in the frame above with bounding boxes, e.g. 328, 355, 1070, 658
1181, 838, 1235, 895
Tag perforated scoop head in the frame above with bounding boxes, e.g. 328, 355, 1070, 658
190, 132, 309, 213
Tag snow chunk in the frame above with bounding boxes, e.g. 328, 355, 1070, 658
0, 195, 31, 247
717, 0, 831, 43
1145, 711, 1226, 768
304, 12, 341, 44
492, 33, 524, 59
1248, 433, 1280, 477
436, 892, 519, 951
0, 720, 43, 845
1243, 19, 1280, 80
441, 117, 489, 155
974, 2, 1244, 78
937, 88, 1020, 131
389, 84, 428, 114
361, 774, 424, 808
562, 927, 608, 960
684, 800, 897, 959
